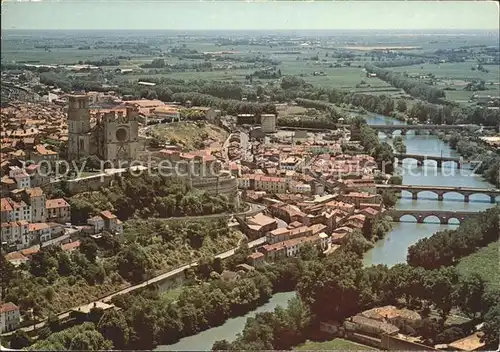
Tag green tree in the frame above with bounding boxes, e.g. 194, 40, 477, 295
0, 255, 15, 294
381, 190, 397, 208
388, 175, 403, 185
97, 309, 130, 349
9, 330, 31, 350
47, 313, 61, 333
79, 238, 99, 263
397, 100, 407, 112
69, 330, 113, 350
456, 273, 488, 319
419, 317, 443, 345
117, 243, 153, 283
212, 339, 231, 350
297, 251, 363, 322
362, 217, 374, 240
482, 303, 500, 348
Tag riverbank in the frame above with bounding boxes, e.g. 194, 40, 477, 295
156, 291, 296, 351
439, 131, 500, 187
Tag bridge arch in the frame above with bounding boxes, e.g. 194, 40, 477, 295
402, 189, 441, 201
397, 214, 419, 223
421, 215, 442, 224
441, 191, 467, 202
447, 217, 461, 225
467, 193, 499, 204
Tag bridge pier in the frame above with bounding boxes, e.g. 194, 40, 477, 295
491, 195, 497, 204
440, 217, 447, 225
436, 160, 442, 168
412, 192, 418, 200
437, 194, 444, 202
401, 129, 407, 136
457, 162, 462, 170
464, 194, 470, 203
417, 216, 424, 224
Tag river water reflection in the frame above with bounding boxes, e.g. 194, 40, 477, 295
157, 114, 498, 350
363, 114, 498, 265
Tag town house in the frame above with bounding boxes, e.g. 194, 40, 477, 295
87, 210, 123, 235
23, 187, 46, 223
46, 198, 71, 223
1, 302, 21, 333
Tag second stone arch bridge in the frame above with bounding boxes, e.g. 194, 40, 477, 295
376, 184, 500, 203
384, 209, 479, 225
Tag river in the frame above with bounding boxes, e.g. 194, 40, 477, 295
157, 114, 498, 350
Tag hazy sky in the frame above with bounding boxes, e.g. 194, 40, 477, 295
2, 1, 499, 31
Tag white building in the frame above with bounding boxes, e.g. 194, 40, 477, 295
10, 170, 31, 189
1, 220, 30, 249
280, 156, 304, 171
8, 198, 31, 222
29, 223, 52, 243
1, 302, 20, 333
289, 180, 312, 194
24, 188, 46, 223
87, 210, 123, 235
261, 114, 277, 133
238, 176, 251, 189
46, 198, 71, 223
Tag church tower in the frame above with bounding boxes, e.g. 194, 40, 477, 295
67, 95, 91, 160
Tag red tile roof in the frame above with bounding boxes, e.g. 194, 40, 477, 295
0, 302, 19, 313
100, 210, 117, 220
61, 240, 81, 251
46, 198, 70, 209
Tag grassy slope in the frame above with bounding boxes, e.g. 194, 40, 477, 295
456, 241, 500, 290
152, 121, 229, 152
295, 339, 376, 351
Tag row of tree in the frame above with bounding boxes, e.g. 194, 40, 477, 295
370, 58, 426, 68
351, 118, 395, 174
443, 132, 500, 187
407, 206, 499, 269
393, 135, 407, 154
365, 63, 446, 103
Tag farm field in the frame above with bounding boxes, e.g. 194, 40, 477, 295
444, 87, 500, 102
391, 62, 500, 82
2, 30, 499, 105
456, 241, 500, 291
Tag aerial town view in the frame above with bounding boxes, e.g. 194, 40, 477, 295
0, 0, 499, 351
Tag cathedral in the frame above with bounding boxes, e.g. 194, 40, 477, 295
67, 94, 140, 163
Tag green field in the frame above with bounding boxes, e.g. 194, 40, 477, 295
295, 338, 376, 351
391, 62, 500, 82
3, 31, 499, 101
456, 241, 500, 290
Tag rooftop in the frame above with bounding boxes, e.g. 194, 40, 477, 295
46, 198, 70, 209
0, 302, 19, 313
448, 332, 485, 351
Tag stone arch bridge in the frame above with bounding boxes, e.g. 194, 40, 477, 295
376, 184, 500, 203
394, 153, 466, 169
385, 209, 479, 225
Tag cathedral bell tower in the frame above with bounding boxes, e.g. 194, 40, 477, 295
67, 95, 91, 160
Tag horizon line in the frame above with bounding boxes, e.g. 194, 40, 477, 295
3, 28, 499, 31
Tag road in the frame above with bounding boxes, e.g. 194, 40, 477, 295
11, 236, 267, 334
